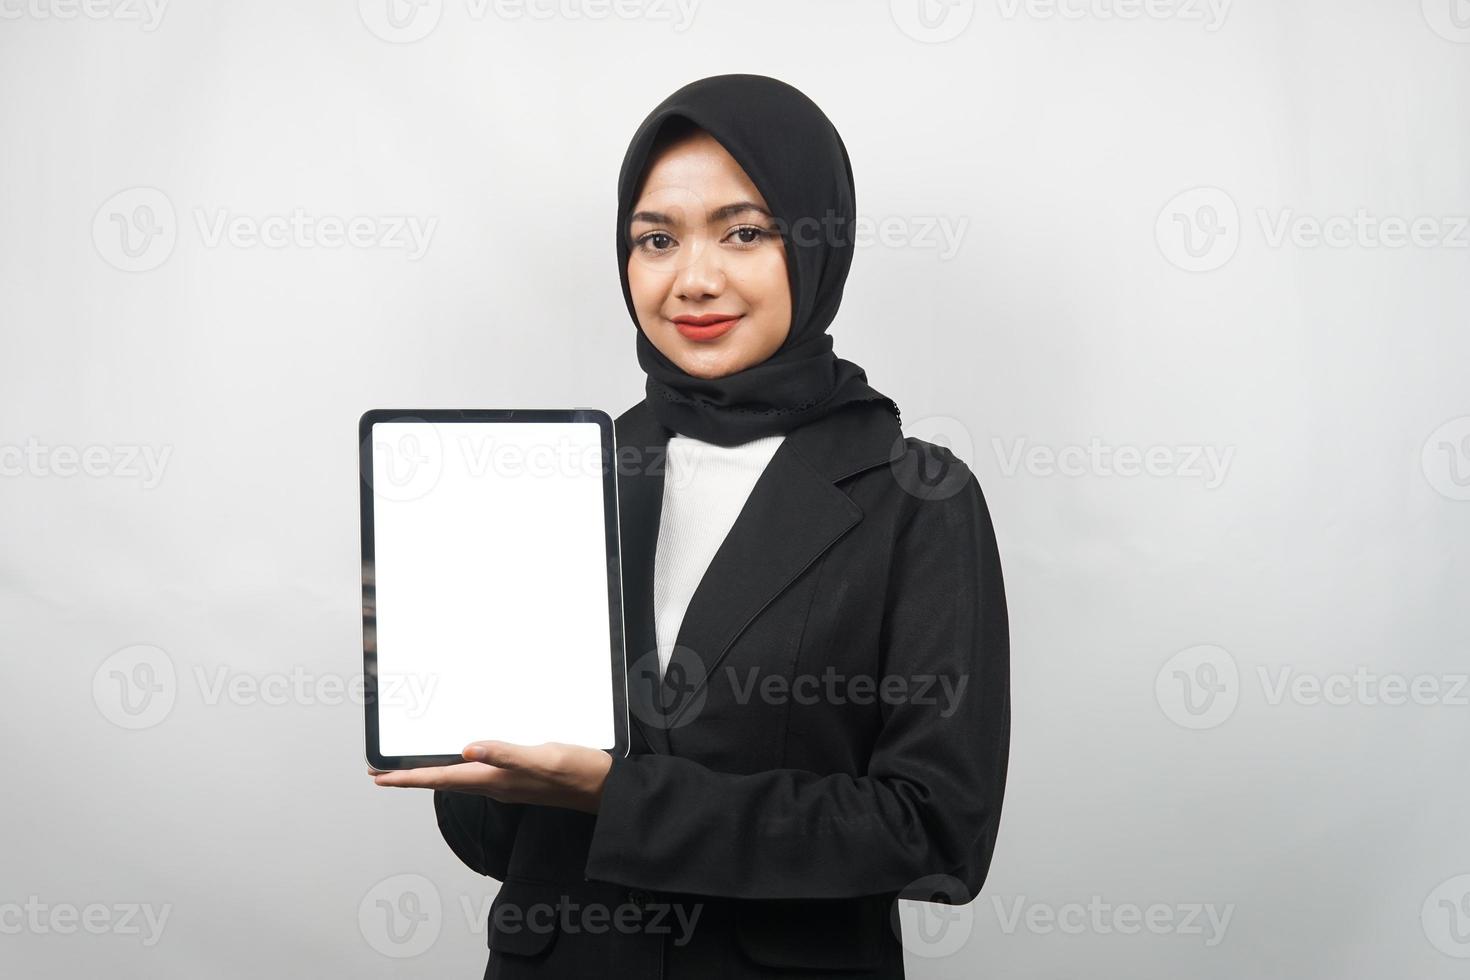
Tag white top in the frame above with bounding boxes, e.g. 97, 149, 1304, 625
652, 430, 787, 678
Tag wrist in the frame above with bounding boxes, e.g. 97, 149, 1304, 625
575, 748, 614, 814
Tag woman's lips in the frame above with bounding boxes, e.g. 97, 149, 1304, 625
672, 315, 742, 341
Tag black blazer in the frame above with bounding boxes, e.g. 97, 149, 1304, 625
435, 397, 1010, 979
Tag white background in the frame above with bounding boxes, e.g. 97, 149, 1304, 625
2, 0, 1468, 976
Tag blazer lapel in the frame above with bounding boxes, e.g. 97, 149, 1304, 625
614, 398, 906, 746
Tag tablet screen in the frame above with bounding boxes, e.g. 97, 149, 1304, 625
364, 415, 623, 765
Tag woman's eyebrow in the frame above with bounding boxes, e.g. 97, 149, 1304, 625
629, 201, 773, 225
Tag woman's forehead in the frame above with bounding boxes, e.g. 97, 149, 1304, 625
634, 134, 765, 203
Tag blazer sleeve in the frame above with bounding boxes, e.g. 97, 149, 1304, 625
584, 455, 1010, 901
433, 790, 525, 882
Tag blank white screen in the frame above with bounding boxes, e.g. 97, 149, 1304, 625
370, 420, 619, 759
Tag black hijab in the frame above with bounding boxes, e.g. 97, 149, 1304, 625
615, 73, 901, 447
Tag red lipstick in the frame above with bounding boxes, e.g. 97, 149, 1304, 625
671, 313, 743, 341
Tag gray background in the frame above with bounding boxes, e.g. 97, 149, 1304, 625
3, 0, 1468, 976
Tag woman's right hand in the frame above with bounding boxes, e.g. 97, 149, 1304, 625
368, 740, 612, 814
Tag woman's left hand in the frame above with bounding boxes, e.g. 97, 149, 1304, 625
369, 741, 613, 814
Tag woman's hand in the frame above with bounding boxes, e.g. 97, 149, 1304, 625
369, 741, 613, 814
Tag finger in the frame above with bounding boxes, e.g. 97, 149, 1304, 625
462, 740, 534, 770
373, 762, 502, 790
372, 768, 444, 789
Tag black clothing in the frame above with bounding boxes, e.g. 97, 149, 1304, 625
435, 396, 1010, 978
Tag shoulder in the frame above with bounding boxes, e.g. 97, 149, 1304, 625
889, 435, 983, 508
880, 438, 1005, 602
613, 399, 649, 428
872, 434, 1001, 557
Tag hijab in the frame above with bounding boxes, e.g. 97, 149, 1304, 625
615, 73, 901, 447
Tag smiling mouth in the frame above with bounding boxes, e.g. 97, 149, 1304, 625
671, 315, 742, 341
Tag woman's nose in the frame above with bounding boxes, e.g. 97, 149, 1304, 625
673, 237, 725, 300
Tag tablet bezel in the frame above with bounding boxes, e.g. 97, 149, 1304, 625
359, 408, 629, 770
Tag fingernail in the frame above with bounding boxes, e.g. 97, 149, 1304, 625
466, 746, 486, 761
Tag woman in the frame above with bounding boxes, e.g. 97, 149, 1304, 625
372, 73, 1010, 978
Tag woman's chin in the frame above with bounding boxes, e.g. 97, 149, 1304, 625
673, 352, 751, 381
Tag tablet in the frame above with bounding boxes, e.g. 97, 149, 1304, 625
359, 408, 628, 770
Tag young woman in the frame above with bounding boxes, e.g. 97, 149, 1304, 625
372, 73, 1010, 979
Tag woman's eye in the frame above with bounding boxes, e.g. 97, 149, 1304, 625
727, 225, 770, 246
635, 232, 675, 253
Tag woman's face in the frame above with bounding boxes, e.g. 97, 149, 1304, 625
626, 129, 792, 380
